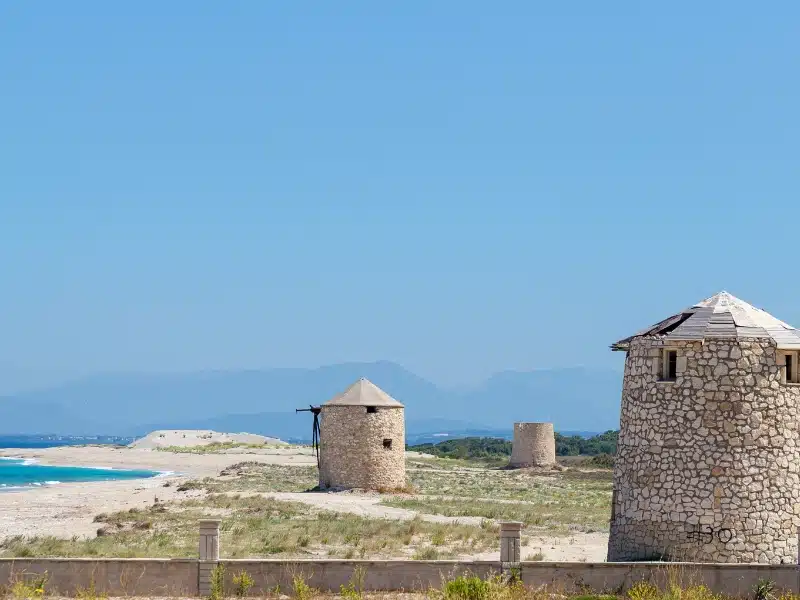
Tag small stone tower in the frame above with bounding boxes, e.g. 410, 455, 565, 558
509, 422, 556, 467
319, 378, 406, 491
609, 291, 800, 564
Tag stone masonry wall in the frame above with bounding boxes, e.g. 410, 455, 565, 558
319, 405, 405, 490
510, 422, 556, 467
608, 337, 800, 563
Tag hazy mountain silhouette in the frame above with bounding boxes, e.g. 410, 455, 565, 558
0, 361, 622, 437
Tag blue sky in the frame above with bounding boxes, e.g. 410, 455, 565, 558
1, 2, 798, 387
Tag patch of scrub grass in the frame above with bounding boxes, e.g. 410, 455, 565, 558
218, 511, 496, 560
526, 551, 545, 561
399, 462, 612, 533
434, 573, 539, 600
407, 461, 612, 508
0, 496, 497, 560
0, 501, 207, 558
156, 442, 276, 454
408, 461, 611, 499
381, 496, 608, 533
178, 463, 318, 494
6, 572, 48, 600
412, 546, 441, 560
407, 456, 501, 470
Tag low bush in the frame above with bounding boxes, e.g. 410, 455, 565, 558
7, 572, 48, 600
232, 570, 254, 598
291, 575, 315, 600
442, 575, 493, 600
209, 563, 225, 600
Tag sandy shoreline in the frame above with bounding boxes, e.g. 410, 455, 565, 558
0, 445, 317, 475
0, 445, 317, 539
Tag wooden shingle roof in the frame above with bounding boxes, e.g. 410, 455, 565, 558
323, 378, 404, 408
612, 291, 800, 351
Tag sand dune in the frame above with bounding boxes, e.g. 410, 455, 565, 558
128, 429, 285, 450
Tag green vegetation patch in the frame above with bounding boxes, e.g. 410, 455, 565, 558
556, 431, 617, 457
408, 431, 618, 464
410, 438, 513, 462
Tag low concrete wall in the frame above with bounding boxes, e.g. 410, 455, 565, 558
221, 560, 500, 593
1, 559, 799, 597
0, 559, 197, 597
521, 562, 799, 597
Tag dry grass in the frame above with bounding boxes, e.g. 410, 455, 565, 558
178, 463, 319, 493
400, 459, 612, 533
381, 496, 607, 533
407, 460, 611, 501
0, 459, 611, 561
156, 442, 286, 454
0, 494, 498, 560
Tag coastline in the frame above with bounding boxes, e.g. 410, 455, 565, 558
0, 454, 166, 494
0, 445, 317, 540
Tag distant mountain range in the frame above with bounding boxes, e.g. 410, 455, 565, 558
0, 361, 623, 439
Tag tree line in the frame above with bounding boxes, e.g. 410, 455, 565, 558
408, 430, 618, 461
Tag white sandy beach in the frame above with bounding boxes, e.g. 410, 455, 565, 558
0, 444, 316, 539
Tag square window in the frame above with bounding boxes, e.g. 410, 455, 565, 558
366, 406, 377, 414
661, 349, 677, 381
383, 439, 392, 450
783, 351, 800, 384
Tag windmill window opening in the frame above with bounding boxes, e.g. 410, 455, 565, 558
660, 349, 678, 381
383, 439, 392, 449
782, 351, 800, 384
366, 406, 377, 414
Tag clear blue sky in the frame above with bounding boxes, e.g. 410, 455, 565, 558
1, 2, 798, 387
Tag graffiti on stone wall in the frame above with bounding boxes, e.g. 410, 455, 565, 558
685, 524, 734, 544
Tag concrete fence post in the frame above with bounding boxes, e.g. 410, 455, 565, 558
499, 521, 522, 574
797, 528, 800, 592
796, 528, 800, 595
198, 519, 221, 596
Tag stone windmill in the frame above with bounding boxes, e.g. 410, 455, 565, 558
608, 291, 800, 564
317, 378, 406, 491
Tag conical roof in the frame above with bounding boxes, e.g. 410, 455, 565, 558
323, 378, 404, 408
612, 291, 800, 350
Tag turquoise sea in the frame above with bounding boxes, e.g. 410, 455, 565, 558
0, 458, 158, 490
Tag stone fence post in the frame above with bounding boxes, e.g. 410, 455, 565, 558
499, 521, 522, 574
199, 519, 221, 596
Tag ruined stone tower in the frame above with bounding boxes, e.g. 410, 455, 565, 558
509, 422, 556, 467
319, 378, 406, 491
608, 291, 800, 564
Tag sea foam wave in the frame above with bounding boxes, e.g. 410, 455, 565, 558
0, 457, 36, 466
0, 460, 158, 490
